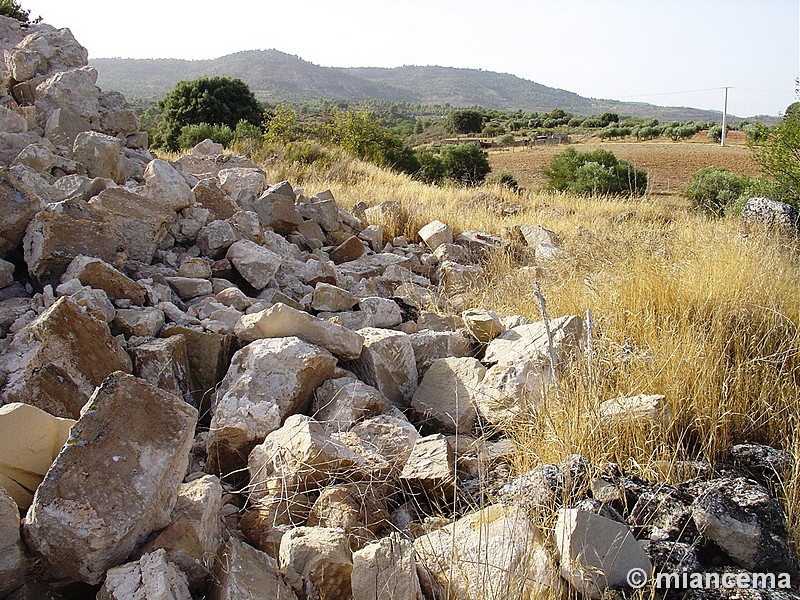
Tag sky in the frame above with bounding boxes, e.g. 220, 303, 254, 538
21, 0, 800, 117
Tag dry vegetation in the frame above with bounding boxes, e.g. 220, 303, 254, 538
197, 138, 800, 567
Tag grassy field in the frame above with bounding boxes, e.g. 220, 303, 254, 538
488, 132, 761, 195
248, 141, 800, 560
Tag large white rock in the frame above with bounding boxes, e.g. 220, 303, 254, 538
352, 533, 423, 600
72, 130, 124, 183
418, 220, 453, 251
217, 167, 266, 211
335, 414, 420, 480
0, 487, 25, 598
344, 327, 418, 407
97, 549, 192, 600
23, 373, 198, 585
144, 159, 194, 211
6, 25, 88, 82
226, 239, 282, 290
210, 537, 298, 600
0, 402, 75, 511
399, 434, 455, 499
311, 282, 359, 312
35, 66, 101, 130
555, 508, 651, 599
279, 526, 353, 600
411, 357, 486, 433
235, 302, 364, 360
311, 377, 389, 433
207, 337, 337, 474
414, 504, 556, 600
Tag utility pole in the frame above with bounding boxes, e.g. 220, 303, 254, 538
721, 87, 729, 147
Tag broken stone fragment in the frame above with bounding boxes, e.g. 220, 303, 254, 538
311, 282, 359, 312
97, 549, 192, 600
130, 335, 196, 406
279, 526, 353, 600
72, 130, 124, 183
23, 372, 198, 585
0, 486, 25, 598
411, 357, 485, 433
461, 307, 504, 342
311, 377, 389, 434
351, 533, 423, 600
252, 181, 303, 234
207, 337, 337, 475
226, 239, 282, 290
62, 254, 147, 304
306, 483, 392, 550
418, 220, 453, 251
0, 167, 43, 257
209, 537, 298, 600
329, 235, 366, 264
400, 434, 455, 501
112, 306, 164, 338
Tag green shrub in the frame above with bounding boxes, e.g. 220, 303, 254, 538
543, 147, 647, 197
176, 123, 234, 150
684, 167, 748, 215
497, 134, 516, 147
413, 148, 447, 185
749, 113, 800, 206
490, 171, 521, 192
0, 0, 37, 23
440, 143, 491, 185
446, 109, 485, 134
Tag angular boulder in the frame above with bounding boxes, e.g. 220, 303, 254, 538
23, 372, 198, 584
0, 168, 42, 257
62, 254, 147, 304
352, 533, 423, 600
279, 526, 353, 600
0, 487, 25, 599
130, 335, 196, 407
97, 549, 192, 600
418, 220, 453, 251
226, 239, 282, 290
411, 357, 485, 433
210, 537, 297, 600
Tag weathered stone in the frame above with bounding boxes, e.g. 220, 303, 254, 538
341, 414, 419, 479
6, 25, 88, 82
66, 284, 115, 322
178, 257, 212, 279
400, 434, 455, 499
312, 282, 359, 312
43, 106, 91, 147
0, 168, 42, 257
461, 308, 503, 342
197, 219, 241, 259
330, 235, 367, 264
337, 252, 411, 280
113, 306, 164, 338
98, 90, 140, 138
210, 537, 298, 600
235, 302, 364, 360
279, 526, 353, 600
408, 329, 474, 376
252, 181, 303, 234
741, 197, 799, 237
215, 286, 253, 311
691, 476, 798, 575
23, 372, 198, 585
598, 394, 671, 427
357, 296, 403, 328
0, 402, 75, 511
0, 257, 14, 287
165, 276, 213, 301
139, 475, 224, 590
35, 67, 101, 131
170, 206, 209, 244
130, 335, 196, 406
63, 254, 147, 304
311, 377, 388, 433
72, 130, 124, 183
0, 297, 131, 418
453, 229, 503, 255
296, 219, 326, 246
438, 260, 484, 294
357, 225, 383, 252
97, 549, 192, 600
343, 327, 417, 407
191, 179, 239, 221
0, 486, 25, 598
418, 220, 453, 251
217, 167, 266, 212
240, 491, 312, 557
352, 533, 423, 600
208, 337, 337, 474
363, 201, 406, 232
555, 508, 651, 599
299, 195, 341, 233
248, 414, 362, 498
415, 504, 555, 600
411, 357, 485, 433
307, 483, 392, 550
226, 239, 282, 290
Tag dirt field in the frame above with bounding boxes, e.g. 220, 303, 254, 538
488, 132, 761, 195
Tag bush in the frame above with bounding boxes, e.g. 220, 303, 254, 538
490, 171, 521, 192
749, 113, 800, 206
447, 109, 485, 135
440, 143, 491, 185
543, 147, 647, 197
497, 134, 516, 147
413, 148, 447, 185
684, 167, 748, 215
176, 123, 234, 150
0, 0, 37, 23
263, 104, 300, 145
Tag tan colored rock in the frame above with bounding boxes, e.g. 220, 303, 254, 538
408, 330, 474, 376
357, 296, 403, 328
218, 167, 266, 212
0, 168, 42, 256
307, 483, 392, 550
279, 526, 353, 600
363, 201, 406, 233
400, 434, 455, 500
357, 225, 383, 251
311, 377, 388, 433
352, 533, 423, 600
139, 475, 224, 590
298, 195, 341, 233
226, 239, 282, 290
23, 372, 198, 585
414, 504, 556, 600
411, 357, 485, 433
311, 282, 359, 312
344, 327, 417, 407
0, 487, 25, 598
165, 276, 213, 301
0, 403, 75, 511
208, 338, 337, 474
598, 394, 671, 427
248, 415, 362, 499
6, 26, 88, 82
178, 257, 212, 279
461, 308, 503, 342
240, 491, 312, 557
72, 130, 124, 183
62, 254, 147, 304
192, 179, 239, 221
197, 219, 241, 259
143, 159, 194, 211
113, 306, 164, 338
0, 296, 132, 418
418, 220, 453, 251
337, 414, 419, 480
555, 508, 651, 599
35, 67, 100, 132
330, 235, 366, 264
131, 336, 196, 407
438, 260, 484, 294
209, 537, 298, 600
97, 549, 192, 600
235, 302, 364, 360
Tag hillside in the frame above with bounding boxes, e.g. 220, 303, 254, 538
92, 49, 733, 121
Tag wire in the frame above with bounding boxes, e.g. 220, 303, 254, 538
613, 87, 728, 99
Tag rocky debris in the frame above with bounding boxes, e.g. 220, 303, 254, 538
0, 296, 131, 418
306, 482, 392, 550
0, 402, 75, 511
210, 537, 298, 600
414, 504, 556, 600
279, 526, 353, 600
344, 327, 417, 407
0, 486, 25, 598
461, 307, 503, 342
400, 433, 455, 501
311, 282, 358, 312
62, 254, 147, 304
418, 220, 453, 251
408, 329, 474, 375
351, 533, 423, 600
330, 234, 367, 264
240, 491, 312, 558
130, 335, 196, 406
741, 197, 799, 237
311, 377, 389, 433
207, 337, 337, 474
0, 168, 42, 256
411, 356, 485, 433
226, 238, 282, 290
252, 180, 302, 234
23, 372, 198, 584
556, 508, 652, 599
598, 393, 672, 427
97, 549, 192, 600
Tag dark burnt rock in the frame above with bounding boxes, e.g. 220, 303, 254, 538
683, 567, 800, 600
571, 498, 627, 525
629, 483, 699, 543
497, 454, 591, 513
645, 540, 703, 577
590, 463, 652, 517
690, 477, 798, 577
728, 444, 792, 488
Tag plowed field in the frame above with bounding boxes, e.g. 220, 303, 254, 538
488, 132, 761, 195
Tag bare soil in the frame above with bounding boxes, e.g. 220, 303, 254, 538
488, 132, 761, 195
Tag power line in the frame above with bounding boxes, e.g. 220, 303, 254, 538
613, 86, 793, 99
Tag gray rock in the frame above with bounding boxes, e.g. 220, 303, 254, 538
0, 487, 25, 598
97, 549, 192, 600
210, 537, 298, 600
741, 197, 799, 237
226, 239, 282, 290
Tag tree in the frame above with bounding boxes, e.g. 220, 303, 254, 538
446, 109, 485, 135
544, 147, 647, 197
263, 104, 300, 145
154, 77, 263, 151
684, 167, 748, 216
440, 143, 491, 185
0, 0, 37, 24
749, 113, 800, 206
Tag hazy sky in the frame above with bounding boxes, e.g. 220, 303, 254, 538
22, 0, 799, 117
